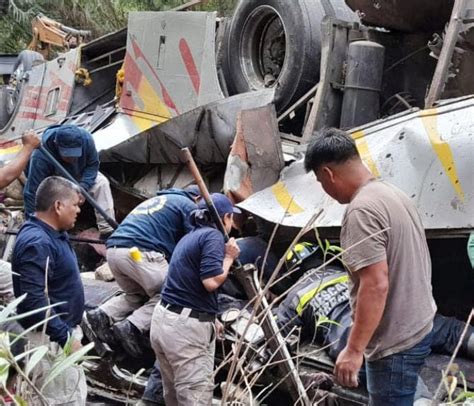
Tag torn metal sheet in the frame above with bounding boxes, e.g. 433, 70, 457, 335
224, 105, 284, 203
238, 95, 474, 231
132, 165, 196, 197
96, 89, 275, 165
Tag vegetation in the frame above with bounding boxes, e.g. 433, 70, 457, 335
0, 294, 95, 405
0, 0, 238, 53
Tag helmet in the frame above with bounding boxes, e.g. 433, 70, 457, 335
285, 242, 319, 271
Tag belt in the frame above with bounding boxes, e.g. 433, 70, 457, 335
160, 300, 215, 322
109, 246, 168, 261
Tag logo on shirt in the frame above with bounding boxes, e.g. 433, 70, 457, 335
131, 196, 167, 215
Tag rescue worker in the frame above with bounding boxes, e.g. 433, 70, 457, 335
12, 176, 84, 351
85, 186, 201, 358
23, 124, 116, 236
150, 193, 240, 406
304, 128, 437, 405
0, 129, 40, 188
138, 236, 277, 406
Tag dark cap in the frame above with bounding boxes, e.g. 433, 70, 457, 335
53, 126, 85, 158
199, 193, 241, 217
184, 184, 200, 197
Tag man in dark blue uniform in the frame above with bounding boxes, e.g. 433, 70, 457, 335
138, 235, 277, 406
150, 193, 240, 406
23, 124, 116, 236
12, 176, 84, 351
85, 186, 200, 358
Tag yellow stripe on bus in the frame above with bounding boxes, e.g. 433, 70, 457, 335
271, 181, 304, 215
420, 109, 464, 201
0, 145, 22, 155
352, 130, 381, 177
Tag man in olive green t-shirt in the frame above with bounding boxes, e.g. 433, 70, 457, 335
304, 128, 437, 406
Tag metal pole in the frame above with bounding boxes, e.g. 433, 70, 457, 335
38, 145, 118, 229
425, 0, 468, 108
3, 229, 104, 245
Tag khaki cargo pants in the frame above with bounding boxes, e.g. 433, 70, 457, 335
100, 247, 168, 332
150, 304, 216, 406
89, 172, 116, 234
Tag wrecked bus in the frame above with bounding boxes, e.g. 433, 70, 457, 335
0, 0, 473, 403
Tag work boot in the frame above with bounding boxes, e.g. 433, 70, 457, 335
112, 319, 144, 359
85, 308, 116, 346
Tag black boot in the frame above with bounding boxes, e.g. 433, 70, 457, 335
85, 308, 116, 346
112, 319, 144, 359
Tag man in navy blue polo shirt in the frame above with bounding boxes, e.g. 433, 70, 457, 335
85, 186, 200, 358
150, 193, 240, 406
12, 176, 84, 351
23, 124, 116, 236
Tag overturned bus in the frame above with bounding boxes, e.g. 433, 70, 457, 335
0, 0, 473, 404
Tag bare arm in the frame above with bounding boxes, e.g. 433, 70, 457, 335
347, 259, 389, 352
0, 130, 40, 189
334, 259, 389, 387
202, 238, 240, 292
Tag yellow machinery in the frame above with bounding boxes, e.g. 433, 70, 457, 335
27, 14, 91, 59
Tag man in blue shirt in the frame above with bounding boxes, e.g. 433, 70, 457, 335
23, 124, 116, 235
12, 176, 84, 351
150, 193, 240, 406
85, 187, 200, 358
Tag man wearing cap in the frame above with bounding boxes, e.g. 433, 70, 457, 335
150, 193, 240, 406
85, 186, 201, 358
23, 124, 116, 236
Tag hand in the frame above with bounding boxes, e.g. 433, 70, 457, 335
215, 320, 225, 341
224, 237, 240, 260
21, 130, 41, 150
334, 346, 363, 388
70, 338, 83, 353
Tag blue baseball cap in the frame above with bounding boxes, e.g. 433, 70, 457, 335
184, 184, 201, 197
199, 193, 241, 217
53, 126, 84, 158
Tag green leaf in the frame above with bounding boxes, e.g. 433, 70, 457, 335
0, 357, 10, 388
316, 315, 341, 328
327, 245, 344, 254
453, 390, 474, 403
10, 313, 62, 345
13, 395, 28, 406
14, 346, 44, 363
62, 335, 73, 357
2, 302, 64, 324
0, 294, 27, 323
0, 331, 11, 353
40, 342, 94, 391
25, 345, 49, 377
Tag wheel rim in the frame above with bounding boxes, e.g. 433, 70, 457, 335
6, 62, 25, 116
239, 6, 287, 90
